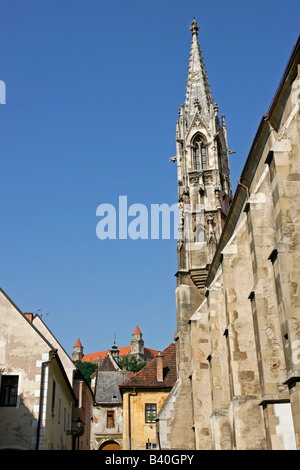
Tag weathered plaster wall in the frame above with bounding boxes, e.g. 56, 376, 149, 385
90, 405, 123, 450
122, 390, 170, 450
0, 291, 51, 450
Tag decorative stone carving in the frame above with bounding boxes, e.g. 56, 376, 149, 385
193, 99, 202, 113
180, 188, 190, 203
203, 170, 214, 184
206, 213, 217, 244
193, 113, 202, 128
215, 187, 222, 208
189, 171, 200, 185
222, 175, 229, 195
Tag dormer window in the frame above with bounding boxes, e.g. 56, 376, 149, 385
193, 134, 206, 170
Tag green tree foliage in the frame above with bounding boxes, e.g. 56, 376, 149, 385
74, 360, 97, 384
119, 356, 146, 372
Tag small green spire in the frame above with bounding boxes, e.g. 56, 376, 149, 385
111, 333, 118, 349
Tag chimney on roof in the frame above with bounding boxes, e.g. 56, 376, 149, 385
24, 312, 33, 322
156, 352, 163, 382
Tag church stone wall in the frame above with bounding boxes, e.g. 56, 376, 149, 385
196, 57, 300, 450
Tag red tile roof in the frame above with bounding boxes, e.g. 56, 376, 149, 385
133, 326, 142, 334
119, 343, 176, 390
82, 346, 158, 363
74, 338, 82, 347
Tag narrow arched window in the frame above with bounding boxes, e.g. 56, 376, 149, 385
201, 142, 206, 169
193, 135, 206, 170
196, 224, 205, 242
195, 145, 200, 170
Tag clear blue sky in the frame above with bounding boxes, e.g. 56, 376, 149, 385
0, 0, 299, 357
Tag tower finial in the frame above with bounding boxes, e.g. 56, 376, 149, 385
190, 19, 199, 36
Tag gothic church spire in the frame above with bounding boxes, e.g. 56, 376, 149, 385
175, 19, 232, 285
185, 19, 213, 120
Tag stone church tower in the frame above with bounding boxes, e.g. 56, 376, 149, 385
166, 20, 232, 449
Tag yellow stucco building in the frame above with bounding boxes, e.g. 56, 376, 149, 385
120, 343, 176, 450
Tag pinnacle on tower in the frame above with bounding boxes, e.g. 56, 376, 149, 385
185, 19, 213, 120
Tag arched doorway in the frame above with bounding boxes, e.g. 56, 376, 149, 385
99, 440, 120, 450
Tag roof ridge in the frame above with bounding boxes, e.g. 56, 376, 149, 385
98, 351, 121, 371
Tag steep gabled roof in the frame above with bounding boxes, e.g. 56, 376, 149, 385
119, 343, 176, 390
98, 352, 121, 372
0, 287, 76, 401
0, 287, 55, 352
94, 354, 134, 405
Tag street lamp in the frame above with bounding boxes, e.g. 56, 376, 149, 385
76, 418, 82, 431
67, 418, 83, 436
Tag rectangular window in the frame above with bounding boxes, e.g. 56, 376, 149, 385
82, 388, 85, 408
51, 379, 56, 414
58, 398, 61, 423
146, 442, 157, 449
107, 410, 114, 428
145, 403, 157, 423
64, 407, 66, 431
0, 375, 19, 407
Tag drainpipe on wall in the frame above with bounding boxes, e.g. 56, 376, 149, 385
157, 430, 161, 450
128, 389, 137, 450
237, 178, 250, 199
36, 351, 57, 450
